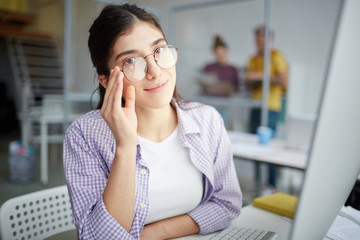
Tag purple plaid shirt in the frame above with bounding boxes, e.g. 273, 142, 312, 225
63, 100, 242, 239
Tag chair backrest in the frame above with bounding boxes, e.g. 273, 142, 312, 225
0, 185, 76, 240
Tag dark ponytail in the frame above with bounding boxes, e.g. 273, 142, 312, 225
212, 34, 227, 51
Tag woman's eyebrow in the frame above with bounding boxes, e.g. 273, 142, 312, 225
114, 38, 166, 61
114, 49, 138, 61
152, 38, 166, 46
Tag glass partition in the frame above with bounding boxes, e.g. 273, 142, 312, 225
171, 0, 341, 138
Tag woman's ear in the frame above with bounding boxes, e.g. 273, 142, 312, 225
98, 75, 108, 89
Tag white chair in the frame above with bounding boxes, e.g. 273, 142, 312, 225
0, 185, 76, 240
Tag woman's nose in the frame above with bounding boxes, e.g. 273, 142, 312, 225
145, 55, 161, 80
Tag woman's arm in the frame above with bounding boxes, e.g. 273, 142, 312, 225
140, 214, 199, 240
103, 144, 137, 232
187, 109, 242, 235
100, 67, 138, 232
64, 129, 137, 239
64, 67, 140, 239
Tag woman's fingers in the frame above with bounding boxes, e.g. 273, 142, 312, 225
101, 69, 113, 112
125, 85, 135, 110
106, 67, 119, 91
99, 67, 137, 144
112, 70, 125, 112
102, 67, 122, 115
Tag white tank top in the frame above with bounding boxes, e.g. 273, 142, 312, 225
138, 127, 203, 224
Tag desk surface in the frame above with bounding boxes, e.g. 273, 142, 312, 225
228, 131, 308, 170
52, 205, 334, 240
50, 205, 292, 240
174, 205, 292, 240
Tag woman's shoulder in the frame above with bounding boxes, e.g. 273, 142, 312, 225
73, 109, 102, 123
176, 100, 225, 146
66, 109, 105, 135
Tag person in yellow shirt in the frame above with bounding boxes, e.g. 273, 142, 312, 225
245, 25, 289, 188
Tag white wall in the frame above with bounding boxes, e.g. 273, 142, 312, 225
272, 0, 341, 115
70, 0, 104, 93
171, 0, 341, 116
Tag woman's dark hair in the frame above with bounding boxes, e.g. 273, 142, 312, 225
212, 34, 227, 51
254, 25, 274, 38
88, 4, 181, 109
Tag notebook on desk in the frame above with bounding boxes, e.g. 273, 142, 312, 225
253, 192, 299, 219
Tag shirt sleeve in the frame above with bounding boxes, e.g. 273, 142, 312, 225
272, 51, 288, 73
63, 125, 137, 240
188, 112, 243, 234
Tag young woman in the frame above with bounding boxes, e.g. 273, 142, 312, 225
202, 35, 239, 96
63, 4, 242, 240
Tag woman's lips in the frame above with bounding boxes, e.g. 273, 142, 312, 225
144, 80, 169, 93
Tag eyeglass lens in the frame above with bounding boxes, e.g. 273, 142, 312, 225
122, 45, 177, 82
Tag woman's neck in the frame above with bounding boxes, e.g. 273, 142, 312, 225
136, 104, 178, 143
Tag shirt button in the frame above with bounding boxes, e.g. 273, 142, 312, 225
140, 203, 146, 209
140, 169, 147, 175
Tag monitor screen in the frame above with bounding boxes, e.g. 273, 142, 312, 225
290, 0, 360, 239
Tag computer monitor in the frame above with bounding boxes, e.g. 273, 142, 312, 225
290, 0, 360, 239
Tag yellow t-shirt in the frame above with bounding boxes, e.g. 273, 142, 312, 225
247, 49, 288, 112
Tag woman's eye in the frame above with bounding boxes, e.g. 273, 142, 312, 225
155, 46, 165, 54
124, 57, 136, 65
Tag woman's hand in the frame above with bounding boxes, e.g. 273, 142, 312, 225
140, 215, 200, 240
100, 66, 138, 146
140, 224, 163, 240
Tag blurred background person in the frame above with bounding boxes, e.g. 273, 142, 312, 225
245, 25, 289, 189
200, 34, 239, 97
198, 35, 240, 129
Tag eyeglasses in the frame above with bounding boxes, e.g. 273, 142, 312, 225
120, 45, 178, 82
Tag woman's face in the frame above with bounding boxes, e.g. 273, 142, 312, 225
106, 21, 176, 110
214, 46, 228, 65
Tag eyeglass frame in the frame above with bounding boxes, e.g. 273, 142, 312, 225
119, 44, 178, 82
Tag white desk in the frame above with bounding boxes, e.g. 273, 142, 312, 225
228, 131, 308, 196
174, 205, 292, 240
20, 94, 96, 185
228, 131, 308, 171
20, 109, 82, 185
174, 205, 333, 240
